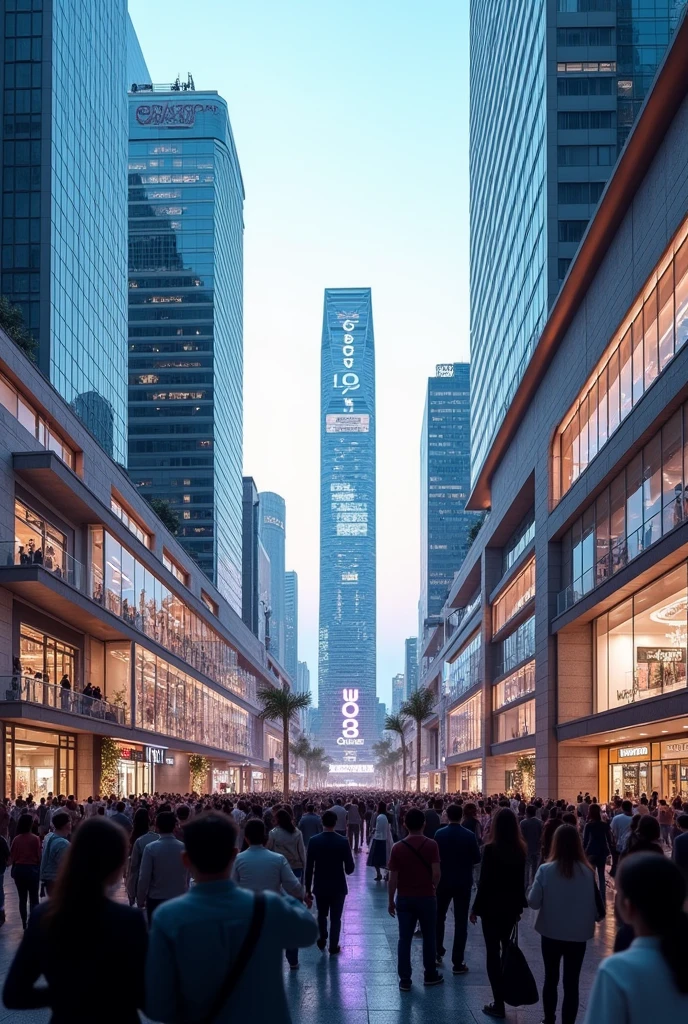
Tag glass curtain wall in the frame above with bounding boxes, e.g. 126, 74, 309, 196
493, 661, 535, 709
448, 692, 482, 756
443, 632, 481, 702
495, 699, 535, 743
493, 558, 535, 634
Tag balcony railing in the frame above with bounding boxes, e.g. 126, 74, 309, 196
1, 541, 84, 590
445, 593, 481, 645
1, 675, 125, 726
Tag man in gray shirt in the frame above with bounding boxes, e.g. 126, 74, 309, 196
137, 810, 188, 922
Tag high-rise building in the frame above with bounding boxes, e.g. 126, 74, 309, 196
127, 84, 244, 610
469, 0, 687, 493
376, 699, 387, 740
258, 492, 286, 664
258, 540, 271, 647
420, 363, 480, 634
392, 673, 405, 715
241, 476, 269, 641
318, 288, 376, 781
296, 660, 310, 732
284, 571, 298, 681
0, 3, 134, 461
404, 637, 418, 700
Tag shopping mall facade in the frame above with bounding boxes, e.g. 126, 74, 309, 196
0, 333, 290, 800
417, 22, 688, 802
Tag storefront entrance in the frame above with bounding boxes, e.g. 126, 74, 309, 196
604, 739, 688, 800
115, 743, 151, 797
4, 724, 75, 798
610, 760, 651, 800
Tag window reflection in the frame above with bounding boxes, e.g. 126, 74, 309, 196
448, 692, 482, 755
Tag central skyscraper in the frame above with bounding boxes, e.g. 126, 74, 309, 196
318, 288, 376, 782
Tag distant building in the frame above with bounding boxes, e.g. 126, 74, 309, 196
259, 492, 286, 663
241, 478, 260, 637
284, 571, 298, 681
405, 638, 418, 700
297, 661, 310, 732
392, 673, 405, 715
376, 699, 387, 740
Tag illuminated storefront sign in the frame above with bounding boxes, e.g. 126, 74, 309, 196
328, 764, 375, 774
618, 745, 649, 758
337, 687, 364, 745
135, 102, 218, 128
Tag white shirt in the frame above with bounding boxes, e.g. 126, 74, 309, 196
330, 805, 348, 830
584, 937, 688, 1023
373, 813, 391, 841
233, 846, 304, 899
610, 813, 633, 850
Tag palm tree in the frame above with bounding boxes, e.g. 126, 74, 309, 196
384, 713, 409, 789
386, 747, 403, 788
305, 744, 326, 788
257, 685, 312, 799
290, 735, 312, 788
401, 688, 437, 793
372, 738, 393, 787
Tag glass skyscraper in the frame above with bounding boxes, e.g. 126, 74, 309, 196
0, 1, 132, 461
420, 363, 479, 633
318, 288, 376, 780
469, 0, 686, 491
258, 491, 286, 664
127, 88, 245, 611
284, 570, 298, 682
404, 636, 418, 701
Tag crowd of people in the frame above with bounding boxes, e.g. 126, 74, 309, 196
0, 786, 685, 1022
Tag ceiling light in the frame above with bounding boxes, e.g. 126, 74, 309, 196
661, 730, 668, 733
639, 732, 648, 736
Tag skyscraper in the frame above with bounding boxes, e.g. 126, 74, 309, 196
392, 673, 405, 715
469, 0, 687, 493
404, 637, 418, 701
241, 476, 270, 641
127, 84, 244, 610
0, 3, 134, 461
259, 492, 286, 664
284, 570, 298, 681
318, 288, 376, 781
420, 363, 479, 634
297, 661, 310, 698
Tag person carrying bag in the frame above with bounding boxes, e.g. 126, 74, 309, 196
501, 924, 539, 1007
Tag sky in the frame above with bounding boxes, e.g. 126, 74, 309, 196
129, 0, 470, 711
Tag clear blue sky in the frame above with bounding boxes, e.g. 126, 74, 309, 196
129, 0, 470, 710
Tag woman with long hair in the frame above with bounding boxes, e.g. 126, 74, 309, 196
3, 817, 147, 1021
583, 801, 613, 894
126, 807, 158, 906
528, 824, 599, 1024
267, 808, 306, 877
10, 813, 41, 929
470, 808, 527, 1019
584, 854, 688, 1021
366, 800, 392, 881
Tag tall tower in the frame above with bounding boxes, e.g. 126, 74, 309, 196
469, 0, 687, 494
404, 637, 418, 701
127, 84, 244, 609
318, 288, 376, 782
284, 570, 298, 681
258, 491, 286, 664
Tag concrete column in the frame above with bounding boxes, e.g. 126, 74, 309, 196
77, 733, 97, 800
558, 748, 598, 803
557, 624, 593, 723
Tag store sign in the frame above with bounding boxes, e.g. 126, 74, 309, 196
662, 740, 688, 757
165, 757, 175, 766
618, 745, 649, 758
637, 647, 685, 664
118, 745, 144, 762
328, 764, 375, 774
146, 747, 166, 765
135, 102, 218, 128
337, 687, 364, 747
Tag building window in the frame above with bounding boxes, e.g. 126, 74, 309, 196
19, 624, 77, 689
558, 145, 617, 166
111, 496, 151, 548
493, 558, 535, 635
553, 216, 688, 503
13, 499, 70, 580
556, 27, 614, 46
201, 590, 218, 616
558, 220, 589, 244
163, 550, 187, 585
494, 699, 535, 743
557, 0, 613, 11
0, 371, 75, 468
503, 513, 535, 573
499, 616, 535, 677
4, 723, 75, 801
448, 692, 482, 756
493, 661, 536, 710
557, 111, 615, 130
556, 61, 616, 73
443, 632, 481, 702
557, 76, 613, 96
558, 182, 606, 205
595, 563, 687, 712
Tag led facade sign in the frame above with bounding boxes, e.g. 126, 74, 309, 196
135, 102, 218, 128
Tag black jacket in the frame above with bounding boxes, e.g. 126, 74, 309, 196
305, 830, 355, 895
3, 899, 147, 1022
472, 843, 527, 923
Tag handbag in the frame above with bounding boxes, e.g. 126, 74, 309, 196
197, 891, 266, 1024
501, 925, 539, 1007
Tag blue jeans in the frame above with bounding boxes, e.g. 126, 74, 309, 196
396, 895, 437, 981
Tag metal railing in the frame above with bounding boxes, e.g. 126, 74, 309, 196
1, 541, 84, 590
1, 675, 125, 725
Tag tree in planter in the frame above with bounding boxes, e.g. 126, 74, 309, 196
257, 685, 312, 800
401, 687, 437, 793
384, 712, 409, 789
189, 753, 211, 794
146, 497, 180, 535
100, 737, 120, 795
516, 754, 535, 799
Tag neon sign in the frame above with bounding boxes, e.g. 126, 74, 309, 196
135, 102, 218, 128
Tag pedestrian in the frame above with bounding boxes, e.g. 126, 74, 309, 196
235, 818, 306, 970
387, 806, 444, 991
0, 828, 9, 926
331, 798, 348, 837
583, 802, 613, 894
146, 812, 317, 1024
9, 813, 41, 930
298, 804, 323, 847
528, 824, 600, 1024
423, 798, 442, 839
609, 799, 634, 854
39, 810, 71, 897
434, 802, 481, 975
470, 808, 527, 1019
658, 799, 674, 848
126, 807, 158, 906
346, 800, 362, 851
367, 800, 393, 881
583, 854, 688, 1022
3, 817, 147, 1022
672, 813, 688, 881
136, 810, 188, 922
520, 804, 543, 886
305, 809, 355, 955
110, 801, 133, 834
266, 808, 306, 880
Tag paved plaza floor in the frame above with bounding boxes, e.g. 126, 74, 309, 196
0, 851, 615, 1023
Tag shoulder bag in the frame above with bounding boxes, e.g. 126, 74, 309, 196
401, 838, 432, 874
501, 925, 539, 1006
198, 891, 266, 1024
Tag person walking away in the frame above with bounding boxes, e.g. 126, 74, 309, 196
0, 829, 9, 926
528, 824, 599, 1024
520, 804, 543, 886
658, 799, 674, 848
387, 807, 444, 991
424, 799, 442, 840
9, 814, 40, 930
331, 798, 348, 837
470, 808, 527, 1019
434, 803, 481, 974
583, 854, 688, 1023
583, 802, 613, 894
305, 809, 355, 955
39, 811, 71, 897
672, 813, 688, 881
3, 817, 147, 1022
147, 812, 317, 1024
610, 800, 634, 855
346, 800, 362, 852
267, 809, 306, 878
367, 801, 393, 881
364, 800, 374, 845
235, 819, 306, 970
110, 801, 133, 835
136, 810, 188, 922
298, 804, 323, 848
126, 807, 158, 906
